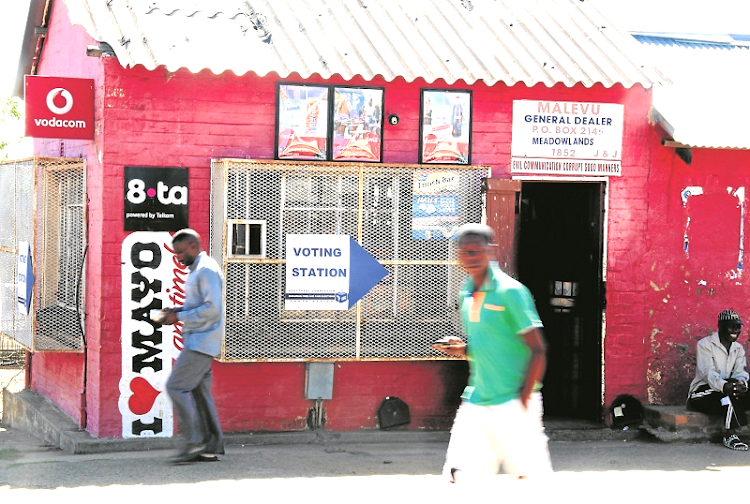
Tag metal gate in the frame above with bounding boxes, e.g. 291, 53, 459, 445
0, 158, 86, 352
210, 159, 488, 361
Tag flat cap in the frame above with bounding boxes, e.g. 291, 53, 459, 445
456, 223, 494, 244
718, 309, 743, 325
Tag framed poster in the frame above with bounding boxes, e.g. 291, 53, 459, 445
420, 89, 472, 165
276, 84, 329, 160
332, 86, 384, 162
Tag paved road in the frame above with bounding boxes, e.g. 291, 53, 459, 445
2, 425, 750, 502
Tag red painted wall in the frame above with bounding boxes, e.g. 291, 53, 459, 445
644, 146, 750, 405
214, 361, 467, 431
31, 0, 103, 430
32, 0, 723, 437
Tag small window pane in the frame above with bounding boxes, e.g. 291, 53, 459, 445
229, 220, 266, 258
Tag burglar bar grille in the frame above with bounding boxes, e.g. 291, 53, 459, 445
0, 158, 86, 352
211, 159, 487, 361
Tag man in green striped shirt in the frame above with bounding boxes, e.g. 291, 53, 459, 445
433, 223, 552, 482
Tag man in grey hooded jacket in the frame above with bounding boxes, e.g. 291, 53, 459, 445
688, 309, 750, 450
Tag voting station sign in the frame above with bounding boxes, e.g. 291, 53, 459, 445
285, 234, 388, 310
16, 241, 34, 316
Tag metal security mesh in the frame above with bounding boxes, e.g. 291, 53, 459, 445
0, 158, 86, 352
0, 159, 34, 349
36, 160, 86, 351
211, 159, 487, 361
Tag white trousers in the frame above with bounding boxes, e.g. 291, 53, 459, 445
443, 392, 553, 479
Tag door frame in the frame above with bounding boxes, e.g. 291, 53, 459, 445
513, 175, 609, 418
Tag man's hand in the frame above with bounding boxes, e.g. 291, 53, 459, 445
161, 308, 179, 326
431, 337, 466, 357
724, 379, 748, 397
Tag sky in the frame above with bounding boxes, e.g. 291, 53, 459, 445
595, 0, 750, 34
0, 0, 32, 158
0, 0, 748, 159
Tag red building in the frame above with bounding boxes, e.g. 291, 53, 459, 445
6, 0, 747, 442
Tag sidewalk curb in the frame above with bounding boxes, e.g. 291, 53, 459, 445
4, 388, 647, 455
3, 388, 453, 454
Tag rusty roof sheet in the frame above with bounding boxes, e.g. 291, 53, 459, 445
61, 0, 669, 88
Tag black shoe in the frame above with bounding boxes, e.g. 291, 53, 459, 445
723, 434, 749, 451
197, 453, 219, 462
170, 443, 207, 463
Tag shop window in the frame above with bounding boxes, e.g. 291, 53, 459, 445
36, 165, 86, 350
0, 158, 86, 352
211, 159, 488, 362
228, 220, 266, 258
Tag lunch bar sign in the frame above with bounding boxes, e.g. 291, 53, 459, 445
25, 75, 95, 140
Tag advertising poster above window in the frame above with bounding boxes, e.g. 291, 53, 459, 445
276, 84, 329, 160
332, 87, 383, 162
24, 75, 95, 140
420, 90, 472, 165
511, 100, 624, 176
411, 170, 460, 240
124, 166, 189, 231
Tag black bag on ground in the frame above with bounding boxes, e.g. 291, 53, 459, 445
609, 394, 643, 428
377, 396, 411, 429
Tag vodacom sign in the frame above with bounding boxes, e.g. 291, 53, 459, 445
25, 75, 95, 140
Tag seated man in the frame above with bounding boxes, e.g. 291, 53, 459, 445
687, 309, 750, 450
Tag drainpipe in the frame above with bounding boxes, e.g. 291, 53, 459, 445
25, 351, 32, 389
77, 207, 89, 429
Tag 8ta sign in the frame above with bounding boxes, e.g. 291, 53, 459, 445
25, 76, 95, 140
125, 166, 189, 231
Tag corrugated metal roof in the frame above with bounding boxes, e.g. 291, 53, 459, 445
60, 0, 669, 88
632, 33, 750, 50
635, 33, 750, 149
633, 32, 750, 83
650, 82, 750, 150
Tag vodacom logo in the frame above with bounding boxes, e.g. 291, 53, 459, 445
46, 87, 74, 115
25, 76, 94, 139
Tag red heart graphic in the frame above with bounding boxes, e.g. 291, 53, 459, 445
128, 376, 160, 415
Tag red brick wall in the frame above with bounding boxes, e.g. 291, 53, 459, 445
601, 89, 654, 409
213, 361, 468, 431
31, 0, 690, 437
31, 0, 103, 431
644, 146, 750, 405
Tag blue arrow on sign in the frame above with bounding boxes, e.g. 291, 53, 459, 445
24, 252, 34, 314
347, 237, 388, 309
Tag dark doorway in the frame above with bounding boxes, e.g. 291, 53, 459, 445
517, 182, 605, 421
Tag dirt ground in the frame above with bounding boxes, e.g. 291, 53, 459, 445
0, 367, 26, 422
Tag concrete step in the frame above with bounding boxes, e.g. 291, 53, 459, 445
641, 404, 731, 443
544, 416, 643, 442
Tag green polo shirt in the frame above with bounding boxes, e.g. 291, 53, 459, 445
460, 265, 544, 406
